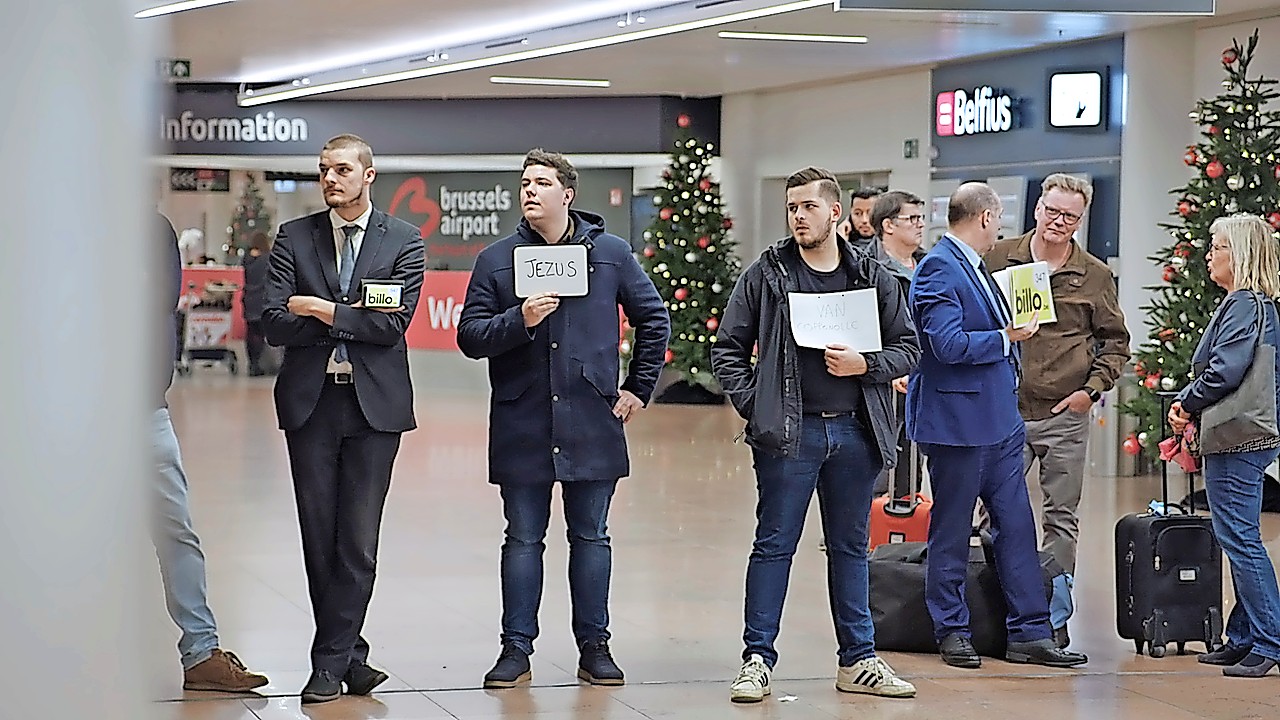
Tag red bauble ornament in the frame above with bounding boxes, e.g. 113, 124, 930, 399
1144, 374, 1162, 390
697, 236, 710, 248
1223, 47, 1239, 65
1184, 147, 1200, 166
643, 246, 655, 258
1274, 165, 1280, 180
1123, 435, 1141, 456
1178, 201, 1193, 217
1135, 361, 1146, 376
659, 207, 673, 221
1209, 126, 1221, 135
1158, 328, 1177, 340
1163, 265, 1177, 282
673, 287, 689, 301
1269, 212, 1280, 230
1206, 160, 1225, 179
677, 114, 691, 128
664, 349, 675, 364
706, 317, 719, 331
722, 217, 734, 230
1174, 244, 1192, 258
699, 178, 712, 191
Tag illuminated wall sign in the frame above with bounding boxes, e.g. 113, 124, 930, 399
1048, 71, 1105, 128
935, 87, 1014, 137
836, 1, 1213, 13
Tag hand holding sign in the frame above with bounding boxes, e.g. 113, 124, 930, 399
523, 292, 560, 328
824, 344, 869, 377
1006, 310, 1040, 343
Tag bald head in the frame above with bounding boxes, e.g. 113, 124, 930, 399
947, 182, 1003, 254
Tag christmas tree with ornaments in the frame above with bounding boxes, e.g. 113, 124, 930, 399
1121, 29, 1280, 457
229, 171, 272, 259
624, 113, 741, 399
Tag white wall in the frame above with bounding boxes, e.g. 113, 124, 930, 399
720, 69, 934, 263
1117, 23, 1200, 348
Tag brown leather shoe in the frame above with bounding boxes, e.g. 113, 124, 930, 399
183, 649, 269, 692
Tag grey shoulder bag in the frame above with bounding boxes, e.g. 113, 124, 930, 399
1199, 292, 1279, 455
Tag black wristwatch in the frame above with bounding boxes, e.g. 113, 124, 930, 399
1082, 387, 1102, 402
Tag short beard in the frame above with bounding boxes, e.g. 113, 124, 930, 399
796, 223, 833, 250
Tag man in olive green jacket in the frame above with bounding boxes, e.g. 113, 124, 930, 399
985, 174, 1130, 589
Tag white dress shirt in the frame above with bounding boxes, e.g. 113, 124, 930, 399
947, 233, 1011, 356
326, 204, 372, 373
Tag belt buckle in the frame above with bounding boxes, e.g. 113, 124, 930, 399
820, 411, 841, 418
332, 372, 353, 385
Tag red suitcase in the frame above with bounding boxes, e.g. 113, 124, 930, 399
869, 423, 931, 550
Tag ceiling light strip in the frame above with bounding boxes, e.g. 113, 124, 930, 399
239, 0, 828, 106
490, 76, 612, 88
134, 0, 236, 19
717, 30, 867, 42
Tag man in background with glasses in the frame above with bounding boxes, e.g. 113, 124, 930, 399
985, 174, 1130, 647
867, 191, 927, 497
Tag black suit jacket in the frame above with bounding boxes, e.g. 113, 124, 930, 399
263, 208, 425, 433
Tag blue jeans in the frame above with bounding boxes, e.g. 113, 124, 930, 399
745, 414, 881, 668
1204, 447, 1280, 661
499, 479, 618, 654
151, 408, 219, 670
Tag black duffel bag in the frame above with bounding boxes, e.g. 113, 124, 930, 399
869, 538, 1012, 656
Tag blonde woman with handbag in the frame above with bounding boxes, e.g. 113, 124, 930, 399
1168, 214, 1280, 677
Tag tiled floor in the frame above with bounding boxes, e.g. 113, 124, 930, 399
154, 352, 1280, 719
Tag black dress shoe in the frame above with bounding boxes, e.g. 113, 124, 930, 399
1199, 642, 1253, 666
301, 669, 342, 704
1006, 639, 1088, 667
939, 634, 981, 668
344, 662, 389, 695
1222, 652, 1279, 677
577, 638, 625, 686
483, 643, 531, 689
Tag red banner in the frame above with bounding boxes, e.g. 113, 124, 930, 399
407, 270, 471, 350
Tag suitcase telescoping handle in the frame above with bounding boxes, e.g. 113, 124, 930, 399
1155, 391, 1197, 515
891, 392, 921, 501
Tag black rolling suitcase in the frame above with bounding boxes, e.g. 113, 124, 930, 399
1115, 393, 1224, 658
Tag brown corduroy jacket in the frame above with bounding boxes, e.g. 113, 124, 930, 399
985, 231, 1131, 420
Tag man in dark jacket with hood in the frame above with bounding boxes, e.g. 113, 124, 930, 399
711, 167, 920, 704
457, 149, 670, 690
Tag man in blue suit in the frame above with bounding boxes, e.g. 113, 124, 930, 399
906, 182, 1087, 669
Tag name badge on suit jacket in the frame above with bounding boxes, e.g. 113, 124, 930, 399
361, 279, 405, 309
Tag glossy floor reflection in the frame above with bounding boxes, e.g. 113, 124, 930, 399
154, 352, 1280, 719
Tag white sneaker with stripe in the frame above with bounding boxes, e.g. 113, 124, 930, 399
836, 656, 917, 698
730, 654, 771, 703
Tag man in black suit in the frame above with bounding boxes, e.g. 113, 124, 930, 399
263, 134, 425, 704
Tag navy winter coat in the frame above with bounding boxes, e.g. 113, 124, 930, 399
457, 210, 670, 485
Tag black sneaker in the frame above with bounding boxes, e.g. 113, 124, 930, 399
577, 639, 625, 686
483, 644, 531, 688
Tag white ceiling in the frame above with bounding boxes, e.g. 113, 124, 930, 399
160, 0, 1280, 101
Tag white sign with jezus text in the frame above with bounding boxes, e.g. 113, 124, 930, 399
513, 244, 589, 298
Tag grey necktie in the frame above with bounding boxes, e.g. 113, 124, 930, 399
335, 224, 358, 363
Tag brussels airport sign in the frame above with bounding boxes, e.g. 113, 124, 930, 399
935, 87, 1014, 137
835, 1, 1213, 12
